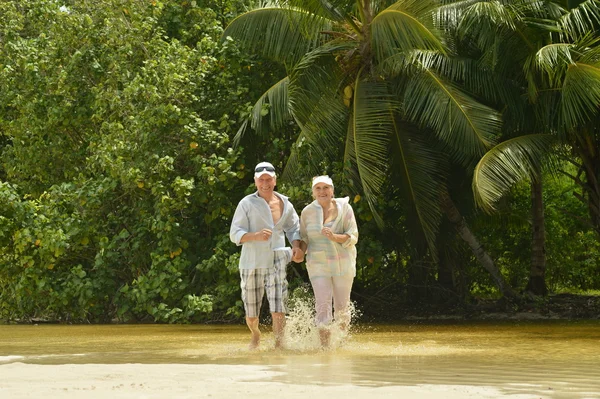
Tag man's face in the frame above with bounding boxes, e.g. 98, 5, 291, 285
255, 174, 276, 194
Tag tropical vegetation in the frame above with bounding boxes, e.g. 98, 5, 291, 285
0, 0, 599, 323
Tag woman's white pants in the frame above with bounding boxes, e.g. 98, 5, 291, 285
310, 274, 354, 327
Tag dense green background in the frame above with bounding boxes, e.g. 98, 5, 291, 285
1, 0, 598, 323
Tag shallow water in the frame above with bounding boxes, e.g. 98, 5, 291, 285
0, 320, 599, 398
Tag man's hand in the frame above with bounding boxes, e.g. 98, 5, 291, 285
255, 229, 272, 241
292, 247, 304, 263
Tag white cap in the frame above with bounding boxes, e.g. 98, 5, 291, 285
312, 175, 334, 188
254, 161, 276, 178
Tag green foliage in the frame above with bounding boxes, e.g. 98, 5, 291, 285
472, 169, 600, 294
2, 0, 600, 324
0, 0, 265, 322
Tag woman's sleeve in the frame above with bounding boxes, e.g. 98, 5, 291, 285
341, 203, 358, 248
299, 209, 309, 245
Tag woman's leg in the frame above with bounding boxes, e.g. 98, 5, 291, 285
332, 274, 354, 331
310, 276, 333, 347
310, 276, 333, 325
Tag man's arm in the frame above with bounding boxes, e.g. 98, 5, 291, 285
288, 204, 304, 262
229, 201, 248, 246
240, 229, 272, 243
231, 199, 273, 244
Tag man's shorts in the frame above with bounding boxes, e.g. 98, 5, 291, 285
240, 249, 291, 318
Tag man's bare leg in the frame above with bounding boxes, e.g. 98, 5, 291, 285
246, 316, 261, 349
271, 312, 285, 349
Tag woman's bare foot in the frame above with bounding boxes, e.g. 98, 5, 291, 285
319, 328, 331, 348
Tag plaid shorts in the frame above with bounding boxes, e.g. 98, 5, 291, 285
240, 250, 291, 317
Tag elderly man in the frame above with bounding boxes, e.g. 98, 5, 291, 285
230, 161, 304, 349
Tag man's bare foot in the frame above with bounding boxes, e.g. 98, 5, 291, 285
246, 316, 261, 350
271, 312, 285, 350
249, 329, 261, 350
274, 336, 285, 350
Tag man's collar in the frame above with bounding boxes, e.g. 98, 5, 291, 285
254, 191, 285, 201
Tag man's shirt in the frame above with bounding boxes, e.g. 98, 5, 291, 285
230, 191, 301, 269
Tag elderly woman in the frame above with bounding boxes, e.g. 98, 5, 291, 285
299, 175, 359, 347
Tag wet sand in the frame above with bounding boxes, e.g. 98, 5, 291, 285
0, 362, 541, 399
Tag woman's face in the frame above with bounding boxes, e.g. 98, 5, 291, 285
313, 182, 333, 202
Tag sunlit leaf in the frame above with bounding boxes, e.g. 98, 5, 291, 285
473, 134, 558, 212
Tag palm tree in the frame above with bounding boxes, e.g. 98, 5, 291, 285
467, 0, 600, 295
223, 0, 517, 297
441, 0, 557, 296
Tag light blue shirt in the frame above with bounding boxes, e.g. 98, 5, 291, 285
230, 191, 301, 269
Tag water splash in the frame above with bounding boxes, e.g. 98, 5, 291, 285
282, 285, 359, 352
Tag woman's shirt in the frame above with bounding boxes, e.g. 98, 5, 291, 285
300, 197, 358, 278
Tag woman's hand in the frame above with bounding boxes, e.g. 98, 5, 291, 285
292, 247, 305, 262
321, 227, 336, 241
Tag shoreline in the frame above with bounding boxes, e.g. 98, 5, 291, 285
358, 293, 600, 323
2, 293, 599, 326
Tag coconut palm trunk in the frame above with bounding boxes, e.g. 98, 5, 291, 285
571, 129, 600, 236
526, 178, 548, 296
440, 191, 517, 299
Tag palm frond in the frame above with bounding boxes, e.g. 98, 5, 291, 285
346, 77, 397, 226
523, 52, 543, 103
561, 61, 600, 129
575, 34, 600, 62
402, 68, 501, 164
381, 49, 520, 107
223, 7, 331, 67
516, 0, 563, 20
529, 86, 561, 134
371, 1, 446, 62
280, 131, 330, 181
558, 0, 600, 41
457, 1, 520, 37
533, 43, 576, 86
433, 0, 481, 31
343, 115, 361, 194
473, 134, 558, 212
286, 0, 361, 33
385, 0, 442, 16
388, 119, 443, 254
286, 0, 345, 21
455, 0, 551, 70
289, 41, 354, 147
234, 76, 292, 146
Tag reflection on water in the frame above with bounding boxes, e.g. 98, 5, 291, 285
0, 320, 599, 398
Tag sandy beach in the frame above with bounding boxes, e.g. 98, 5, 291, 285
0, 362, 544, 399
